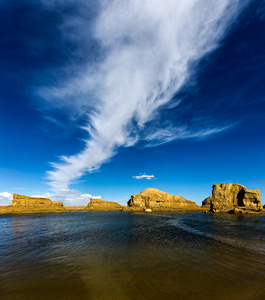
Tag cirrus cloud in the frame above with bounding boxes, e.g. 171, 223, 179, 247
34, 0, 251, 192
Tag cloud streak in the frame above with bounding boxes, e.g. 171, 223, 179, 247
133, 174, 155, 180
144, 124, 234, 147
38, 0, 250, 191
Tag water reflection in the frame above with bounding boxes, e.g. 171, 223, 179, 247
0, 212, 265, 299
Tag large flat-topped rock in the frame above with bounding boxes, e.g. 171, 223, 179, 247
11, 193, 63, 207
127, 188, 201, 211
0, 194, 65, 214
87, 199, 122, 211
211, 183, 262, 213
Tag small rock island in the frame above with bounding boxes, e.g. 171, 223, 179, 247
125, 188, 202, 212
87, 199, 123, 211
0, 193, 66, 214
0, 184, 263, 215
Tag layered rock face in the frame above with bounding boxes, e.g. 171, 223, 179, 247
64, 206, 88, 212
0, 194, 65, 214
201, 196, 212, 210
87, 199, 122, 211
211, 183, 262, 213
127, 188, 200, 212
11, 194, 63, 208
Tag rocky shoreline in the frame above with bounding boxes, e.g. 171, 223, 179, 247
0, 183, 263, 215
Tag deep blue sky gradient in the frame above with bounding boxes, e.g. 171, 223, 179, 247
0, 1, 265, 205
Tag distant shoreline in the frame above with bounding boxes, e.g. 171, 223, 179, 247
1, 207, 264, 215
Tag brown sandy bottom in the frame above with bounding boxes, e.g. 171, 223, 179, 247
0, 212, 265, 300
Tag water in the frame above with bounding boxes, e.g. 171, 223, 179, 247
1, 212, 265, 300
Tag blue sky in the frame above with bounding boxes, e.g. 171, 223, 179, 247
0, 0, 265, 206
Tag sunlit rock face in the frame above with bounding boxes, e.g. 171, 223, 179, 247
211, 184, 262, 214
11, 194, 63, 207
201, 196, 212, 210
87, 199, 122, 211
0, 194, 65, 214
127, 188, 200, 211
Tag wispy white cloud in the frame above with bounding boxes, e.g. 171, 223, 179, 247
144, 125, 234, 147
0, 192, 13, 205
31, 193, 53, 198
35, 0, 250, 191
78, 193, 101, 200
133, 174, 155, 180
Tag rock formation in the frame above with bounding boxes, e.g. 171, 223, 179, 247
210, 183, 262, 214
87, 199, 122, 211
126, 188, 201, 212
201, 196, 212, 211
0, 194, 66, 214
64, 206, 88, 212
11, 194, 63, 208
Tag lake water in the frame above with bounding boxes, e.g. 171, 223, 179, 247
1, 211, 265, 300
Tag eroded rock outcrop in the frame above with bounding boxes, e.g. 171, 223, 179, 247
87, 199, 122, 211
127, 188, 201, 212
0, 194, 66, 214
211, 183, 262, 214
201, 196, 212, 211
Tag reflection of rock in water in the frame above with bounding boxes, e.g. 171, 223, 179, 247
210, 183, 262, 214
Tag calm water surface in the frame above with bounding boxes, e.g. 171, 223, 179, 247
1, 212, 265, 300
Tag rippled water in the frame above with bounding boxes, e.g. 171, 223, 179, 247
1, 212, 265, 300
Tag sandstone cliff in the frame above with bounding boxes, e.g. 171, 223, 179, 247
87, 199, 122, 211
201, 196, 212, 210
64, 206, 88, 212
211, 183, 262, 214
0, 194, 66, 214
127, 188, 201, 212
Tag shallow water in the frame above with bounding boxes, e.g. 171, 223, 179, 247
1, 212, 265, 300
